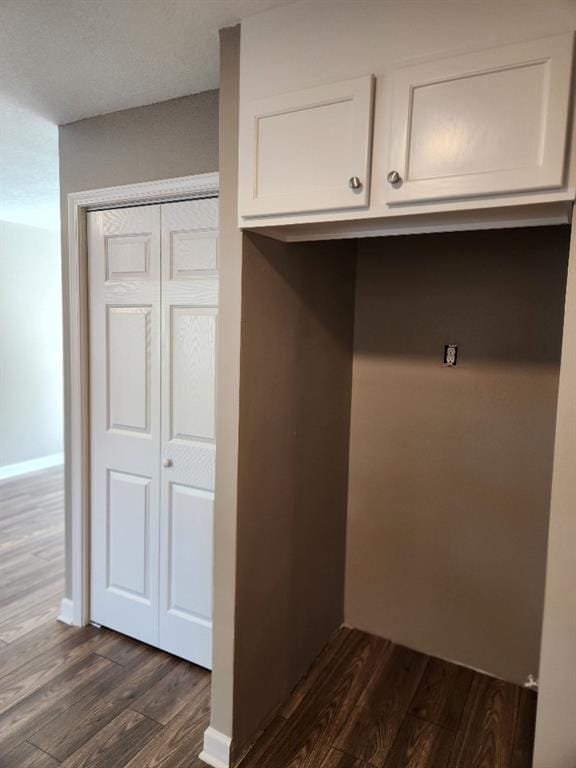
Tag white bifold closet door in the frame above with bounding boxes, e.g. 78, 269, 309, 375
88, 198, 218, 670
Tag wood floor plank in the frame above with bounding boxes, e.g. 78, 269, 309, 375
0, 740, 60, 768
334, 645, 429, 767
0, 553, 62, 585
0, 559, 64, 607
0, 537, 64, 574
237, 718, 287, 768
0, 506, 62, 534
383, 715, 454, 768
124, 680, 211, 767
448, 674, 519, 768
239, 630, 387, 768
94, 632, 170, 667
0, 553, 33, 578
0, 578, 64, 627
0, 597, 63, 645
131, 657, 210, 725
281, 627, 353, 719
409, 658, 474, 731
0, 524, 64, 556
0, 625, 104, 714
320, 748, 369, 767
31, 542, 65, 561
59, 708, 162, 768
28, 652, 176, 760
0, 653, 116, 757
0, 621, 79, 680
511, 688, 537, 768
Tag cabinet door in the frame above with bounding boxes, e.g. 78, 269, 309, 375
387, 34, 574, 205
240, 75, 374, 217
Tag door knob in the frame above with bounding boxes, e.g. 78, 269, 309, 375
348, 176, 362, 190
163, 458, 173, 468
387, 170, 402, 185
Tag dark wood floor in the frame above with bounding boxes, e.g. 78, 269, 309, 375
1, 468, 536, 768
240, 627, 537, 768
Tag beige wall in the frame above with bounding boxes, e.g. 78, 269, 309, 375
59, 91, 218, 197
59, 91, 219, 596
534, 213, 576, 768
232, 232, 356, 752
346, 226, 570, 685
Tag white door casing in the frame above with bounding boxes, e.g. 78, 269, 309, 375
387, 33, 574, 204
89, 197, 218, 668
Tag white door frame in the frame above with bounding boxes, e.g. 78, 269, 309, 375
61, 172, 219, 627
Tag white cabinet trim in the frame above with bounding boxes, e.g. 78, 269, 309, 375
200, 726, 232, 768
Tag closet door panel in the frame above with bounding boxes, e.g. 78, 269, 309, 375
159, 197, 218, 669
107, 471, 151, 600
164, 484, 214, 664
170, 307, 217, 442
107, 306, 151, 433
89, 206, 161, 645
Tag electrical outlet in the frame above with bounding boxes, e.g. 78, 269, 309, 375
444, 344, 458, 366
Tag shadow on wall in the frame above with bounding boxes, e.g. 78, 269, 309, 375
354, 226, 570, 365
232, 231, 357, 746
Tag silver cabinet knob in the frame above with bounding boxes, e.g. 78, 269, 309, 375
163, 458, 173, 468
348, 176, 362, 190
387, 170, 402, 185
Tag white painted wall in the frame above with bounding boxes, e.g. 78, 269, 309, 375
0, 220, 63, 476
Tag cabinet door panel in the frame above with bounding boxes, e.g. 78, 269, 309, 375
387, 34, 574, 204
240, 75, 374, 217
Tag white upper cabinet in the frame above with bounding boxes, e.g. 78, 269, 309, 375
238, 2, 576, 235
386, 34, 574, 205
239, 75, 375, 217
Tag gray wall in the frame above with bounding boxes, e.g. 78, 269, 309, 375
59, 91, 219, 595
346, 226, 569, 685
0, 220, 63, 469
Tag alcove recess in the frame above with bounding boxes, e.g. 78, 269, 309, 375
230, 224, 569, 747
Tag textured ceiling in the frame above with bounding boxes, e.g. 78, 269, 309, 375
0, 0, 299, 125
0, 0, 299, 229
0, 101, 60, 230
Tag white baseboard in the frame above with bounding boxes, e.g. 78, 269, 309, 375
58, 598, 74, 625
0, 453, 64, 481
199, 727, 232, 768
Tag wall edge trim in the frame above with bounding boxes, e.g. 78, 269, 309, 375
200, 726, 232, 768
0, 452, 64, 481
58, 597, 74, 625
